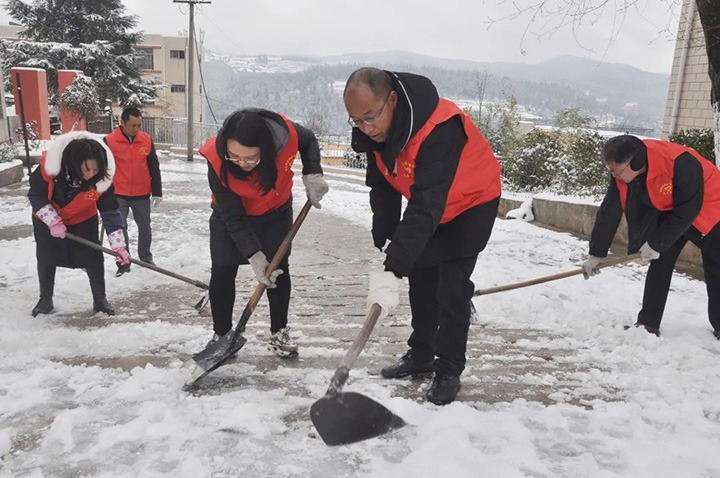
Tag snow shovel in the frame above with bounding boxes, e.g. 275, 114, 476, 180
182, 200, 313, 386
65, 232, 210, 294
310, 303, 406, 446
473, 253, 640, 297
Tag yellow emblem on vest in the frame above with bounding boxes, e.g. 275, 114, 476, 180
139, 146, 149, 156
84, 189, 100, 201
285, 154, 296, 171
659, 182, 673, 195
401, 159, 415, 179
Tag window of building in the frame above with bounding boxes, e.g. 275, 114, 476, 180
170, 50, 186, 59
171, 85, 186, 93
135, 48, 154, 70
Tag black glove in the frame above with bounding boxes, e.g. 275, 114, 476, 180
372, 228, 389, 252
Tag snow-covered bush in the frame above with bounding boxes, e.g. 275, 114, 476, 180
669, 128, 716, 164
61, 75, 99, 128
0, 141, 17, 164
557, 131, 607, 196
504, 130, 564, 191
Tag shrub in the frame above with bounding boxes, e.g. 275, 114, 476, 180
504, 131, 564, 191
669, 128, 716, 163
0, 141, 17, 163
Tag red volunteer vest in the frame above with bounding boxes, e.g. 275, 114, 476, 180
105, 127, 153, 196
34, 152, 101, 226
617, 139, 720, 235
374, 99, 501, 223
200, 116, 298, 216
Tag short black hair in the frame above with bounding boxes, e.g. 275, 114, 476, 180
121, 107, 142, 122
602, 134, 646, 170
62, 138, 109, 185
344, 67, 393, 99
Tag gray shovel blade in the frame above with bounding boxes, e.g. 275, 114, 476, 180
182, 332, 247, 385
310, 392, 406, 446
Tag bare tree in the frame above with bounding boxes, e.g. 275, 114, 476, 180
474, 68, 489, 125
488, 0, 720, 161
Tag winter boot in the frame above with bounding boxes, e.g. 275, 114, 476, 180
623, 322, 660, 337
426, 374, 461, 405
713, 330, 720, 340
268, 327, 298, 358
32, 263, 56, 317
380, 350, 434, 379
116, 263, 131, 277
93, 297, 115, 316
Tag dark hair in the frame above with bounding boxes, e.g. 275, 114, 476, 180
344, 67, 393, 99
216, 110, 277, 194
121, 107, 142, 122
62, 138, 109, 185
602, 135, 647, 171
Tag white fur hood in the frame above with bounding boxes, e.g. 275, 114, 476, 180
43, 131, 116, 193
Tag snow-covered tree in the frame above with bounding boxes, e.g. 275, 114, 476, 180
2, 0, 156, 107
60, 75, 98, 129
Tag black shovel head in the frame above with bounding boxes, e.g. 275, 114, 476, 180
182, 332, 248, 386
310, 391, 406, 446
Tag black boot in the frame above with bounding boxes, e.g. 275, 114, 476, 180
713, 330, 720, 340
426, 374, 461, 405
380, 350, 433, 379
93, 297, 115, 316
116, 263, 131, 277
623, 322, 660, 337
32, 263, 56, 317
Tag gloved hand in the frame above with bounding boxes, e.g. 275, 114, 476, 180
151, 196, 163, 208
107, 229, 131, 266
639, 242, 660, 265
36, 204, 67, 239
249, 251, 283, 288
302, 173, 329, 208
366, 269, 400, 319
581, 255, 603, 280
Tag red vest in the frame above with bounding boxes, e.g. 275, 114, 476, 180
105, 127, 154, 196
374, 99, 501, 223
34, 151, 100, 226
617, 139, 720, 235
200, 116, 298, 216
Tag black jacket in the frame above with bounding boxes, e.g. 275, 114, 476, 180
351, 71, 496, 277
208, 109, 322, 261
589, 152, 704, 256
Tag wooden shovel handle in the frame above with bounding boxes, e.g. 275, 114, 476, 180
474, 253, 640, 297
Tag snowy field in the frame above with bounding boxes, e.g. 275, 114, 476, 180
0, 156, 719, 477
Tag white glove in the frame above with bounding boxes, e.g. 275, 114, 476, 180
151, 196, 163, 208
302, 173, 329, 208
581, 255, 603, 280
366, 269, 399, 319
248, 251, 283, 288
639, 242, 660, 265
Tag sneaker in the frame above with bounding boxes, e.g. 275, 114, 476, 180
623, 322, 660, 337
116, 263, 131, 277
141, 258, 156, 266
426, 374, 461, 405
93, 297, 115, 316
31, 297, 54, 317
268, 327, 298, 358
380, 350, 434, 379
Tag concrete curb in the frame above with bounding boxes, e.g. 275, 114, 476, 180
0, 160, 24, 187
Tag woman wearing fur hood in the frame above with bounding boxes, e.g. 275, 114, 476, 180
27, 131, 130, 317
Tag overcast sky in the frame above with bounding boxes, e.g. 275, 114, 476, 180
1, 0, 681, 74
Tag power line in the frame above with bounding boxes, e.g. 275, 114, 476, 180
193, 27, 217, 123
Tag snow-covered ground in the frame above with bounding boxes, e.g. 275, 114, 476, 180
0, 155, 719, 477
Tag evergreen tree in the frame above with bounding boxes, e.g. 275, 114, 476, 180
3, 0, 156, 107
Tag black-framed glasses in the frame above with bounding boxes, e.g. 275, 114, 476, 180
608, 162, 631, 177
225, 152, 261, 165
347, 94, 391, 128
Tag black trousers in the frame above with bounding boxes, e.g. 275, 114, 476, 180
638, 222, 720, 331
37, 261, 106, 301
406, 254, 479, 377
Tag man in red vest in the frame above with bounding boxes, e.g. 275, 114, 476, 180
583, 135, 720, 339
105, 107, 163, 274
344, 67, 502, 405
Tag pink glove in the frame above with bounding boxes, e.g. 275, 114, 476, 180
36, 204, 67, 239
107, 229, 131, 266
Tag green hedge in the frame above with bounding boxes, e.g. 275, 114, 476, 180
668, 128, 716, 163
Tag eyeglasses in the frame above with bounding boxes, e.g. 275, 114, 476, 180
225, 152, 260, 165
608, 162, 631, 177
347, 94, 391, 128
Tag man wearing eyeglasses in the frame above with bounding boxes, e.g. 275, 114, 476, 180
582, 135, 720, 339
105, 107, 163, 275
343, 67, 502, 405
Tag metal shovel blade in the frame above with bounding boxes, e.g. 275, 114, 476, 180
182, 332, 248, 386
310, 391, 406, 446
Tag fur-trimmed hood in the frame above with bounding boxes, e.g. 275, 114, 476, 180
43, 131, 116, 193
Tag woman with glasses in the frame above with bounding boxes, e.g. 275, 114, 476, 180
198, 109, 328, 357
27, 131, 130, 317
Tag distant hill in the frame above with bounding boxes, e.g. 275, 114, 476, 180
201, 50, 670, 135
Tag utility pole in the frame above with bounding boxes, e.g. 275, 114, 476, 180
173, 0, 210, 161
